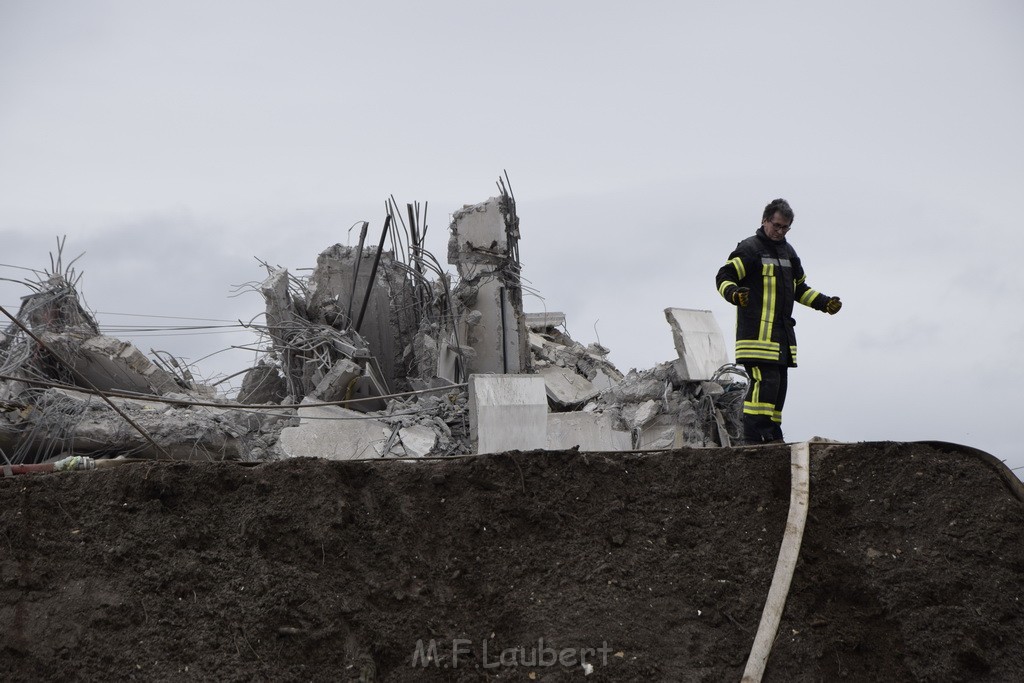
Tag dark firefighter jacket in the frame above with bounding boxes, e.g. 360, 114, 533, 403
715, 227, 831, 367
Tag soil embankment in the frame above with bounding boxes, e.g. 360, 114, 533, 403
2, 442, 1022, 681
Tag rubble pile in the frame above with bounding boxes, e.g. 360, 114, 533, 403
584, 361, 746, 449
0, 182, 745, 465
0, 259, 263, 464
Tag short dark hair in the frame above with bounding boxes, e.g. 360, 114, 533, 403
762, 198, 794, 223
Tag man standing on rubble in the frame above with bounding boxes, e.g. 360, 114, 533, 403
715, 198, 842, 445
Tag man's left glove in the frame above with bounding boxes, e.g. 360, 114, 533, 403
825, 296, 842, 315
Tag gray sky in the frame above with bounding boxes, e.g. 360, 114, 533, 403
1, 1, 1021, 476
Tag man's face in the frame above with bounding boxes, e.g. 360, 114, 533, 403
762, 211, 792, 242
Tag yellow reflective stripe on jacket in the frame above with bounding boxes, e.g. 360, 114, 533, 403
735, 340, 780, 361
730, 256, 746, 280
799, 288, 820, 306
760, 262, 776, 341
736, 340, 779, 351
719, 280, 737, 298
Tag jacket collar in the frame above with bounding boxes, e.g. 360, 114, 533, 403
755, 226, 787, 246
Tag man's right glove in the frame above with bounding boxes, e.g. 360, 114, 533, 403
731, 287, 750, 307
825, 296, 842, 315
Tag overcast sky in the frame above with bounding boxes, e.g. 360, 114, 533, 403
1, 1, 1021, 476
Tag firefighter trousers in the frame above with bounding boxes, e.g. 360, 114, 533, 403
741, 363, 788, 443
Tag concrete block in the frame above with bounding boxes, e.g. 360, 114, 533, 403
238, 362, 287, 405
279, 404, 391, 460
436, 337, 470, 383
469, 374, 547, 454
699, 381, 725, 397
546, 412, 630, 451
663, 308, 729, 381
524, 311, 566, 330
638, 414, 685, 449
447, 198, 507, 270
397, 425, 437, 457
632, 399, 661, 428
589, 368, 618, 392
529, 332, 549, 354
308, 359, 362, 403
537, 365, 597, 407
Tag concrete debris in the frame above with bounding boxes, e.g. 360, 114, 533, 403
255, 265, 384, 407
663, 307, 730, 381
305, 243, 417, 391
524, 311, 566, 330
278, 404, 393, 460
0, 180, 745, 465
447, 195, 530, 376
237, 360, 287, 405
580, 361, 746, 449
527, 313, 624, 409
535, 365, 599, 407
547, 412, 631, 451
469, 374, 547, 455
45, 334, 181, 395
0, 387, 269, 462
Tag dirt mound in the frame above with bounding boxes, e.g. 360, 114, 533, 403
2, 442, 1022, 681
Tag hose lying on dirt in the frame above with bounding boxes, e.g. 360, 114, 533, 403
741, 440, 811, 683
738, 438, 1022, 682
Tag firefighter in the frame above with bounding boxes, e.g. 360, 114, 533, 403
715, 198, 842, 445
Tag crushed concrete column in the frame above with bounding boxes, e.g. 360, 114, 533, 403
468, 374, 546, 454
448, 196, 530, 375
306, 244, 416, 392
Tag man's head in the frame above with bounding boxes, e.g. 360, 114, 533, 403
761, 198, 794, 242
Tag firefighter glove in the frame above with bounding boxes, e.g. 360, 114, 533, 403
825, 296, 842, 315
731, 287, 750, 307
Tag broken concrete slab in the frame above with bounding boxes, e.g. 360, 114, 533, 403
663, 308, 729, 381
0, 387, 248, 462
43, 334, 181, 395
524, 311, 566, 330
528, 321, 623, 396
638, 414, 684, 450
396, 425, 437, 458
536, 365, 598, 407
238, 361, 288, 405
632, 399, 661, 429
546, 412, 630, 451
589, 368, 618, 392
468, 374, 546, 455
308, 358, 362, 403
278, 404, 392, 460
